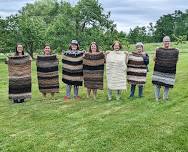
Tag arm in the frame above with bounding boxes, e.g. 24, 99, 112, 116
29, 56, 32, 61
125, 51, 129, 64
143, 53, 149, 65
104, 51, 110, 64
153, 48, 158, 62
5, 57, 8, 64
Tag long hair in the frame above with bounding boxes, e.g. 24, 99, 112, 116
112, 41, 122, 50
15, 43, 24, 56
89, 42, 99, 53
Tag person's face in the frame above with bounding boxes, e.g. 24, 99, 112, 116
91, 44, 97, 53
71, 44, 78, 51
113, 43, 120, 51
163, 41, 170, 48
136, 46, 143, 53
17, 45, 23, 53
44, 46, 51, 55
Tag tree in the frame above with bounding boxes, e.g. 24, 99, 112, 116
0, 17, 6, 53
17, 15, 46, 58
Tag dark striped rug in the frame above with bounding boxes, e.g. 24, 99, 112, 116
62, 51, 84, 86
8, 55, 32, 100
83, 52, 105, 90
36, 55, 59, 93
152, 48, 179, 88
127, 52, 148, 85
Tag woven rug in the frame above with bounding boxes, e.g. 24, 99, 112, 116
152, 48, 179, 88
36, 55, 59, 93
83, 52, 105, 90
127, 52, 148, 85
8, 55, 32, 100
62, 51, 84, 86
106, 51, 128, 90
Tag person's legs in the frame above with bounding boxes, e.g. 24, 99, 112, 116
107, 89, 112, 101
163, 86, 169, 101
87, 88, 91, 98
130, 84, 136, 97
51, 93, 55, 97
116, 90, 121, 100
43, 93, 47, 97
66, 84, 71, 98
74, 85, 79, 98
13, 99, 24, 103
154, 85, 161, 101
13, 99, 19, 103
93, 89, 97, 100
138, 85, 144, 97
20, 99, 25, 103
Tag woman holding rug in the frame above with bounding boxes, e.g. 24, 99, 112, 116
152, 36, 179, 102
36, 44, 59, 98
83, 42, 105, 100
62, 40, 84, 101
127, 42, 149, 98
106, 41, 128, 101
8, 43, 32, 103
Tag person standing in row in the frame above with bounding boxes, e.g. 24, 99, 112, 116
152, 36, 179, 102
127, 42, 149, 98
62, 40, 84, 101
83, 42, 105, 100
36, 44, 59, 98
106, 41, 128, 101
8, 43, 32, 103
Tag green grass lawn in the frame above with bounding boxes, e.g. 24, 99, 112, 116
0, 43, 188, 152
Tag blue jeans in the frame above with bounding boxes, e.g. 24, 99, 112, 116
130, 84, 143, 97
66, 85, 79, 97
154, 85, 169, 101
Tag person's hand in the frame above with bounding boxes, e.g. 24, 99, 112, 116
124, 51, 128, 55
105, 51, 110, 55
141, 51, 146, 56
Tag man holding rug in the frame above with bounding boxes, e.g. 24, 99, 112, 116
152, 36, 179, 102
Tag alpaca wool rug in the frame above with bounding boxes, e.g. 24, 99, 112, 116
8, 55, 32, 100
127, 52, 148, 85
152, 48, 179, 88
62, 51, 84, 86
36, 55, 59, 93
106, 51, 128, 90
83, 52, 105, 90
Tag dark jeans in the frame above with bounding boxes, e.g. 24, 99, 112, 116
66, 84, 79, 97
13, 99, 25, 103
130, 84, 143, 97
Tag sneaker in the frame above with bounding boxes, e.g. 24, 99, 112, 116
75, 96, 81, 100
64, 96, 71, 102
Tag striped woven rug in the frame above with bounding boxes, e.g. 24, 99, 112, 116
62, 51, 84, 86
127, 52, 147, 85
36, 55, 59, 93
8, 55, 32, 100
83, 52, 105, 90
152, 48, 179, 88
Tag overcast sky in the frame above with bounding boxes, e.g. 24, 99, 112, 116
0, 0, 187, 32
